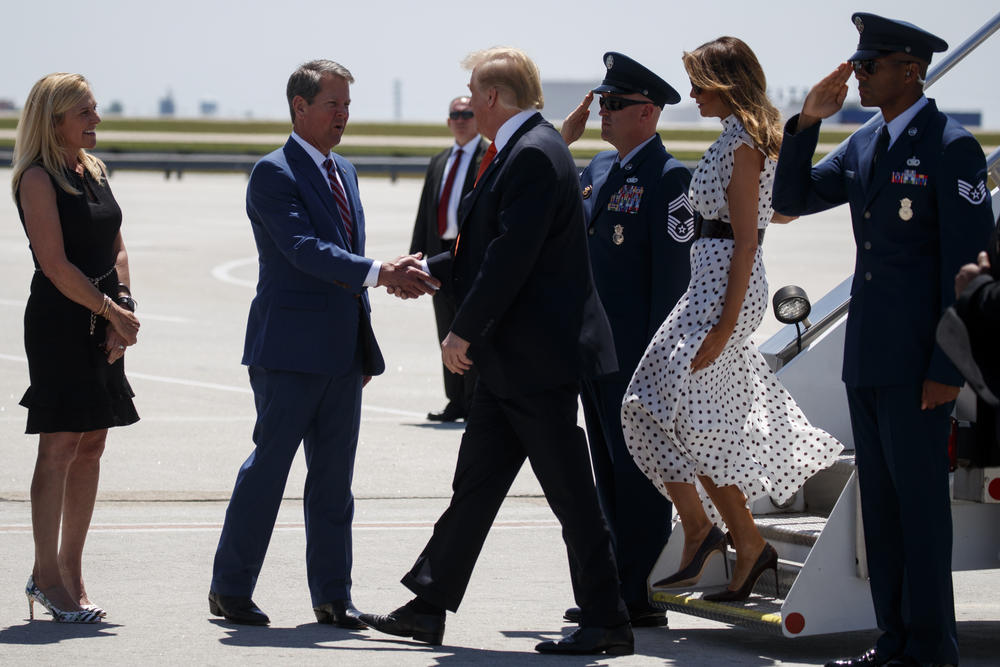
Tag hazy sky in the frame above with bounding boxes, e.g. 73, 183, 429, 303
5, 1, 1000, 126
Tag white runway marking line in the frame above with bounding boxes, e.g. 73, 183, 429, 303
0, 520, 560, 534
0, 352, 425, 419
211, 256, 257, 288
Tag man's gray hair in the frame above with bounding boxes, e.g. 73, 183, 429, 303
286, 60, 354, 122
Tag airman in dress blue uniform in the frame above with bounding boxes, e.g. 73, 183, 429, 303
561, 52, 693, 628
773, 13, 995, 667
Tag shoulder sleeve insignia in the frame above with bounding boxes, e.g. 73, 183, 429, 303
957, 179, 988, 205
667, 193, 694, 242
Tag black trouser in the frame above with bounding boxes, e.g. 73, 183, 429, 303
581, 376, 672, 608
846, 384, 958, 666
402, 380, 628, 627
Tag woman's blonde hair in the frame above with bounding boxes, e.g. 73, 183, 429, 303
11, 73, 106, 199
682, 37, 782, 160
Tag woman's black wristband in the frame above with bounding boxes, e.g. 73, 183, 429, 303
116, 295, 137, 312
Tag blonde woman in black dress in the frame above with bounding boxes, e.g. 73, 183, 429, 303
621, 38, 842, 602
12, 73, 140, 622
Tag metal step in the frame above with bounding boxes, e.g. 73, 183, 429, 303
652, 589, 784, 635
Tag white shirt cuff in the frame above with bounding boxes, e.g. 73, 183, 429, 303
363, 260, 381, 287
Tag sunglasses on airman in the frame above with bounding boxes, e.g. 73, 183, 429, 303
850, 59, 919, 76
598, 96, 650, 112
449, 110, 474, 120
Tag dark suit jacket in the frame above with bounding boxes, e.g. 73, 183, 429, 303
242, 137, 384, 376
427, 113, 617, 398
773, 100, 995, 387
410, 138, 488, 257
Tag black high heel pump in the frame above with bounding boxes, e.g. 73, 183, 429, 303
652, 525, 729, 588
702, 542, 779, 602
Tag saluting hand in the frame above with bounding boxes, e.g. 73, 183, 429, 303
561, 92, 593, 146
799, 63, 853, 131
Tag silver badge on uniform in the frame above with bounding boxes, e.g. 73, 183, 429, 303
898, 197, 913, 221
854, 16, 864, 32
605, 54, 614, 69
626, 177, 638, 183
582, 184, 592, 199
906, 157, 920, 167
907, 127, 917, 136
613, 224, 625, 245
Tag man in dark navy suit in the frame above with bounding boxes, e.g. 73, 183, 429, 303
410, 96, 487, 422
209, 60, 438, 628
361, 47, 632, 656
560, 52, 693, 628
772, 14, 995, 667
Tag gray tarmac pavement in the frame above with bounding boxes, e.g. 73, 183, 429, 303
0, 169, 996, 665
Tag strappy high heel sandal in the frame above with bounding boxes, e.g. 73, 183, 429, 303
25, 576, 102, 623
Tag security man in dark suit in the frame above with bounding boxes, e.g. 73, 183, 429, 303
560, 52, 693, 628
772, 13, 995, 667
410, 96, 488, 422
361, 46, 632, 656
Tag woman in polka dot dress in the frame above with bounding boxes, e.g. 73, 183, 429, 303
621, 37, 843, 602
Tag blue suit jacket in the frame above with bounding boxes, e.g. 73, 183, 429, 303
773, 100, 995, 387
242, 137, 384, 376
580, 135, 693, 383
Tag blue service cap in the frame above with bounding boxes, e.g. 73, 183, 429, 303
591, 52, 680, 107
849, 13, 948, 62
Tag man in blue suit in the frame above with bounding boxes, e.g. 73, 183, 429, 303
209, 60, 438, 627
772, 14, 995, 667
560, 52, 693, 628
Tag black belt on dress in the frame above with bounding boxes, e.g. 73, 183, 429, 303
694, 216, 765, 243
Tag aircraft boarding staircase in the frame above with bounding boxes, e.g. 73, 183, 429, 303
648, 11, 1000, 637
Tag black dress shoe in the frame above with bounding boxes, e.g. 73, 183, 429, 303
627, 605, 668, 627
359, 603, 445, 645
314, 599, 366, 629
536, 624, 634, 655
564, 605, 666, 628
208, 590, 269, 625
825, 648, 892, 667
427, 403, 466, 422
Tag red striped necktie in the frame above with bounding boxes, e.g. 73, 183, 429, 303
322, 157, 353, 246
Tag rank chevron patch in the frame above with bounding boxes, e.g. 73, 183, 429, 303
667, 194, 694, 242
957, 179, 988, 205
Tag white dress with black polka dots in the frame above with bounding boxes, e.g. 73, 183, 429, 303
621, 115, 842, 512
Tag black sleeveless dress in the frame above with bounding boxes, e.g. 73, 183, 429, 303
15, 167, 138, 434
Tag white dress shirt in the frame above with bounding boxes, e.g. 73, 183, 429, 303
290, 131, 380, 286
439, 135, 482, 240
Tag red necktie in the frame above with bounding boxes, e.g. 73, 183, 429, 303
322, 157, 353, 246
473, 142, 497, 187
437, 147, 464, 237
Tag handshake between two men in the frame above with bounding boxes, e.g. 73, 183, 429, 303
378, 253, 472, 378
